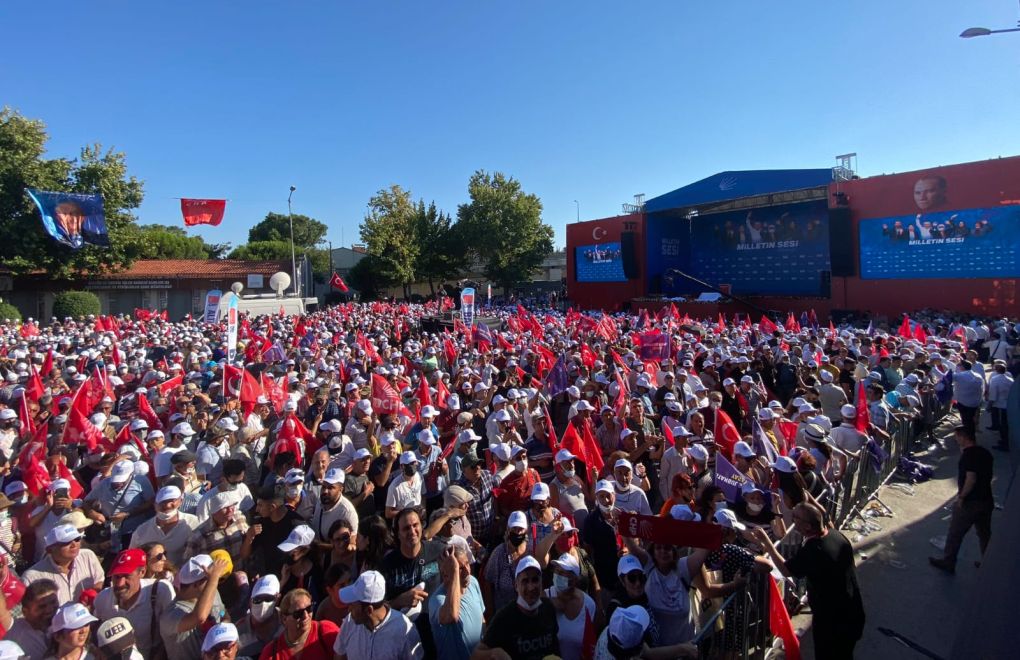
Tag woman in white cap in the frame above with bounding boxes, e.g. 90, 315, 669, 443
548, 448, 591, 530
482, 510, 530, 614
535, 517, 600, 602
474, 555, 560, 660
43, 602, 98, 660
278, 525, 324, 604
542, 551, 597, 660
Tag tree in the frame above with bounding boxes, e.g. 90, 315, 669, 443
346, 254, 397, 301
456, 170, 553, 294
52, 291, 101, 319
0, 107, 145, 279
227, 241, 329, 284
360, 185, 419, 298
248, 212, 327, 248
129, 224, 230, 260
413, 200, 467, 295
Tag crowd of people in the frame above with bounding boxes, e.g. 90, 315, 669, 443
0, 300, 1014, 660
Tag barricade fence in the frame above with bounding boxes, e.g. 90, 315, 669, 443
694, 395, 956, 658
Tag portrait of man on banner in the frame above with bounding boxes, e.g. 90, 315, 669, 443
26, 188, 110, 249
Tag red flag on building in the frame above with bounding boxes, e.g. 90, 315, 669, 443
329, 272, 349, 292
180, 199, 226, 227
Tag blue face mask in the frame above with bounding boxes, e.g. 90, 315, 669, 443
715, 501, 727, 511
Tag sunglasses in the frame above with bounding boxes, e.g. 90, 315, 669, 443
149, 552, 166, 562
624, 571, 646, 583
209, 642, 236, 653
251, 595, 276, 604
55, 537, 82, 548
286, 605, 313, 620
333, 534, 351, 544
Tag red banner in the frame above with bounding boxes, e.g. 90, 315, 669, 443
371, 373, 402, 415
329, 272, 349, 292
617, 512, 723, 550
180, 199, 226, 227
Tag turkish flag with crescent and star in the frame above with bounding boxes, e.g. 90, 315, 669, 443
180, 199, 226, 226
329, 272, 349, 292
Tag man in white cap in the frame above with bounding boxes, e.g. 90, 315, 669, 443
160, 555, 230, 660
201, 622, 239, 660
129, 484, 198, 566
344, 399, 379, 457
83, 458, 155, 549
333, 571, 422, 660
94, 548, 175, 659
311, 467, 359, 547
235, 574, 282, 657
429, 542, 484, 659
22, 523, 104, 605
610, 458, 652, 515
185, 491, 252, 559
27, 478, 75, 561
386, 452, 423, 519
818, 369, 849, 425
194, 458, 254, 524
830, 404, 868, 456
474, 555, 560, 659
414, 429, 448, 516
155, 421, 195, 479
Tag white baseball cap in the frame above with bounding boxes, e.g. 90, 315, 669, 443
201, 623, 239, 653
514, 555, 542, 578
609, 605, 651, 649
179, 554, 214, 584
155, 485, 182, 503
420, 405, 439, 418
554, 448, 576, 464
616, 554, 643, 576
686, 444, 709, 462
339, 570, 386, 603
733, 441, 756, 459
277, 524, 315, 552
840, 404, 857, 418
670, 504, 701, 522
322, 467, 346, 485
399, 451, 418, 466
319, 419, 343, 434
0, 642, 24, 660
48, 602, 98, 634
110, 460, 134, 484
417, 429, 436, 446
171, 422, 195, 436
507, 510, 528, 530
530, 482, 551, 500
251, 574, 281, 599
714, 508, 747, 531
44, 523, 83, 548
129, 419, 148, 431
771, 456, 798, 473
595, 479, 614, 494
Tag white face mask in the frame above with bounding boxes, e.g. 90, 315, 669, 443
597, 502, 614, 515
746, 503, 764, 515
513, 460, 527, 474
156, 508, 178, 522
560, 469, 575, 479
516, 595, 542, 612
552, 573, 572, 593
250, 600, 276, 622
286, 486, 301, 498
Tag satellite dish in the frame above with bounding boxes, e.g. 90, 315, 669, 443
270, 272, 291, 298
230, 282, 244, 295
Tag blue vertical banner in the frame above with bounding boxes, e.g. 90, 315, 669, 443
226, 294, 239, 362
26, 188, 109, 249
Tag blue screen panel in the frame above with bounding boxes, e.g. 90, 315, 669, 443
575, 242, 626, 282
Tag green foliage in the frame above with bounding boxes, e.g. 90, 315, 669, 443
346, 255, 396, 300
0, 107, 144, 279
0, 302, 22, 322
456, 170, 553, 292
413, 200, 467, 293
360, 185, 419, 294
227, 241, 329, 284
52, 291, 100, 319
129, 224, 229, 259
248, 212, 327, 248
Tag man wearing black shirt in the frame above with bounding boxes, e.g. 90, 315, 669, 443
930, 426, 994, 574
472, 556, 559, 660
755, 503, 864, 660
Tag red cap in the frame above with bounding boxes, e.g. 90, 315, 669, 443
108, 548, 147, 576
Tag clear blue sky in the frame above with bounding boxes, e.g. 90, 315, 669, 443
3, 1, 1018, 251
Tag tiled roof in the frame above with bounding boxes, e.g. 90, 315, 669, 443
97, 259, 291, 280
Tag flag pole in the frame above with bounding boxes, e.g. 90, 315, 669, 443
288, 186, 299, 298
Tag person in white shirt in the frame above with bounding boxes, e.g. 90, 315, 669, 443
129, 485, 199, 567
830, 404, 868, 456
94, 548, 175, 659
334, 571, 423, 660
310, 468, 359, 548
386, 452, 423, 518
987, 361, 1014, 450
609, 459, 651, 515
658, 426, 693, 503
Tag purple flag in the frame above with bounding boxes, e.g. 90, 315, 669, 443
713, 453, 748, 503
751, 418, 779, 465
865, 437, 888, 474
543, 353, 570, 398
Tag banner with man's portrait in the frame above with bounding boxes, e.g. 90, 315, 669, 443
26, 188, 109, 249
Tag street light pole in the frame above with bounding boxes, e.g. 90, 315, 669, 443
288, 186, 298, 298
573, 200, 579, 223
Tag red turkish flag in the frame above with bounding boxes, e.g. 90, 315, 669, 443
713, 408, 741, 461
854, 380, 871, 434
329, 272, 349, 292
768, 575, 801, 660
415, 375, 432, 413
180, 199, 226, 227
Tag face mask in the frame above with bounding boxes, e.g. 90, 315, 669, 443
402, 464, 417, 477
507, 531, 527, 546
552, 573, 572, 593
715, 501, 727, 511
747, 503, 764, 515
222, 482, 237, 492
597, 502, 614, 515
560, 469, 575, 479
250, 600, 276, 622
156, 509, 177, 522
286, 486, 301, 498
516, 595, 542, 612
513, 460, 527, 474
710, 402, 721, 410
14, 495, 27, 506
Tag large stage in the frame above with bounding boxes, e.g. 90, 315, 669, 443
567, 157, 1020, 318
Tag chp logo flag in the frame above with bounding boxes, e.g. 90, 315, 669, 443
329, 272, 349, 292
26, 189, 109, 249
204, 290, 222, 324
180, 198, 226, 227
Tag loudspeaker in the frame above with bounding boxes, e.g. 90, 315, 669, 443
820, 270, 831, 297
620, 232, 639, 280
828, 207, 856, 276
